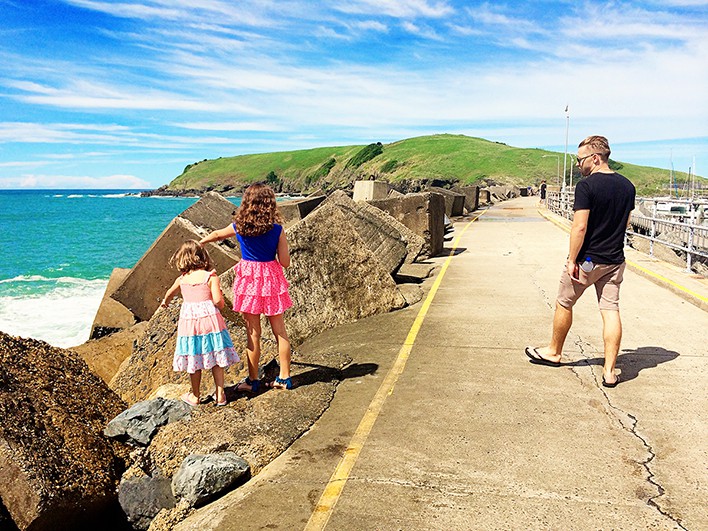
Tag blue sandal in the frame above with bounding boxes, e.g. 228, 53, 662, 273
270, 376, 293, 390
237, 377, 260, 393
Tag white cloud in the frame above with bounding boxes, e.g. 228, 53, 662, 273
336, 0, 454, 18
0, 173, 151, 189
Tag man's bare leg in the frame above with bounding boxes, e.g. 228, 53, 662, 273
536, 302, 573, 362
600, 310, 622, 383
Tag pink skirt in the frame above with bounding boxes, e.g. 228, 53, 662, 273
232, 259, 292, 316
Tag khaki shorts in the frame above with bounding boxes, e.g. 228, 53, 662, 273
557, 262, 625, 311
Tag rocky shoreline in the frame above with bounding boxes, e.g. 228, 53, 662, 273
0, 182, 520, 530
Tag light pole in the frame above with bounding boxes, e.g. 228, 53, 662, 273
542, 154, 560, 187
562, 105, 569, 192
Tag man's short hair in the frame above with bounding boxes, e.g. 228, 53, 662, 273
578, 135, 611, 161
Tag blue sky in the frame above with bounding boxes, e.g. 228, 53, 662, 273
1, 0, 706, 189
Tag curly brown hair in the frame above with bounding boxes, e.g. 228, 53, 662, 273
169, 240, 213, 273
234, 182, 283, 236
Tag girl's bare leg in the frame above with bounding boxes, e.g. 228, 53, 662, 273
212, 365, 225, 403
181, 370, 202, 405
268, 314, 291, 384
239, 312, 262, 390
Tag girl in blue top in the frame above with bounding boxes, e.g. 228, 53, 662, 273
201, 183, 293, 391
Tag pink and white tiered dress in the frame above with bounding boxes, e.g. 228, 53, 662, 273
173, 271, 240, 374
232, 223, 292, 316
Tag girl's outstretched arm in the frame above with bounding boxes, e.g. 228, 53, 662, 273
208, 273, 225, 310
160, 277, 181, 308
200, 224, 236, 245
276, 229, 290, 268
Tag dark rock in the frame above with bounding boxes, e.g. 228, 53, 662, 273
171, 453, 250, 507
0, 332, 129, 531
118, 472, 176, 530
105, 398, 192, 447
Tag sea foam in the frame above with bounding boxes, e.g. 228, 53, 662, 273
0, 276, 108, 348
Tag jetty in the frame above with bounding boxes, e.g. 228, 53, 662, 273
175, 195, 708, 530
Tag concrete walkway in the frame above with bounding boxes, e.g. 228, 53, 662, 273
177, 196, 707, 531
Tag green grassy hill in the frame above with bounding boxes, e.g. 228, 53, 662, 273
166, 134, 700, 197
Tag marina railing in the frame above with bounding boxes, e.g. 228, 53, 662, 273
546, 191, 708, 273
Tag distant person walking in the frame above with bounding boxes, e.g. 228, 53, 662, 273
201, 183, 294, 392
539, 179, 547, 205
161, 240, 240, 406
525, 136, 635, 387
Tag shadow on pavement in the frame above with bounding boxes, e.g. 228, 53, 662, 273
563, 346, 680, 383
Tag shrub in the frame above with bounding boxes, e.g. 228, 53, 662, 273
306, 158, 336, 185
345, 142, 383, 169
380, 159, 398, 173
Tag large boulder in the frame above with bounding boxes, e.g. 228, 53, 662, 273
105, 398, 192, 447
109, 303, 272, 406
89, 268, 136, 339
321, 190, 424, 274
280, 202, 406, 346
0, 332, 130, 531
111, 194, 240, 322
368, 192, 446, 259
71, 321, 149, 384
171, 453, 250, 507
428, 186, 465, 216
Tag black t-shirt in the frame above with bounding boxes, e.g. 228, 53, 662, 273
573, 171, 636, 264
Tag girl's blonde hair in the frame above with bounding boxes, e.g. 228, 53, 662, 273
170, 240, 213, 273
234, 182, 283, 237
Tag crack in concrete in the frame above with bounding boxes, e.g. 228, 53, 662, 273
574, 342, 686, 530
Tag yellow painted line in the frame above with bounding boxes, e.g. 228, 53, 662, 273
304, 210, 485, 531
537, 209, 708, 304
624, 260, 708, 303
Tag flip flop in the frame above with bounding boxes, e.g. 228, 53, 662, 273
180, 392, 200, 407
602, 374, 620, 388
209, 393, 228, 406
524, 346, 561, 367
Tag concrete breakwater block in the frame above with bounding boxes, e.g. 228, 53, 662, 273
353, 180, 389, 201
322, 190, 424, 274
452, 185, 480, 213
428, 186, 465, 217
89, 267, 136, 340
282, 202, 406, 346
111, 193, 240, 323
368, 192, 445, 259
479, 189, 491, 205
278, 195, 326, 228
171, 452, 250, 507
111, 217, 240, 322
0, 332, 129, 531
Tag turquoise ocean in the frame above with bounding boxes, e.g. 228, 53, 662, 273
0, 189, 244, 348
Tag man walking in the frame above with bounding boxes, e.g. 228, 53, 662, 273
525, 135, 635, 387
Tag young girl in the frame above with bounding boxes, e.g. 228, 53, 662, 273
200, 182, 293, 392
161, 240, 240, 406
